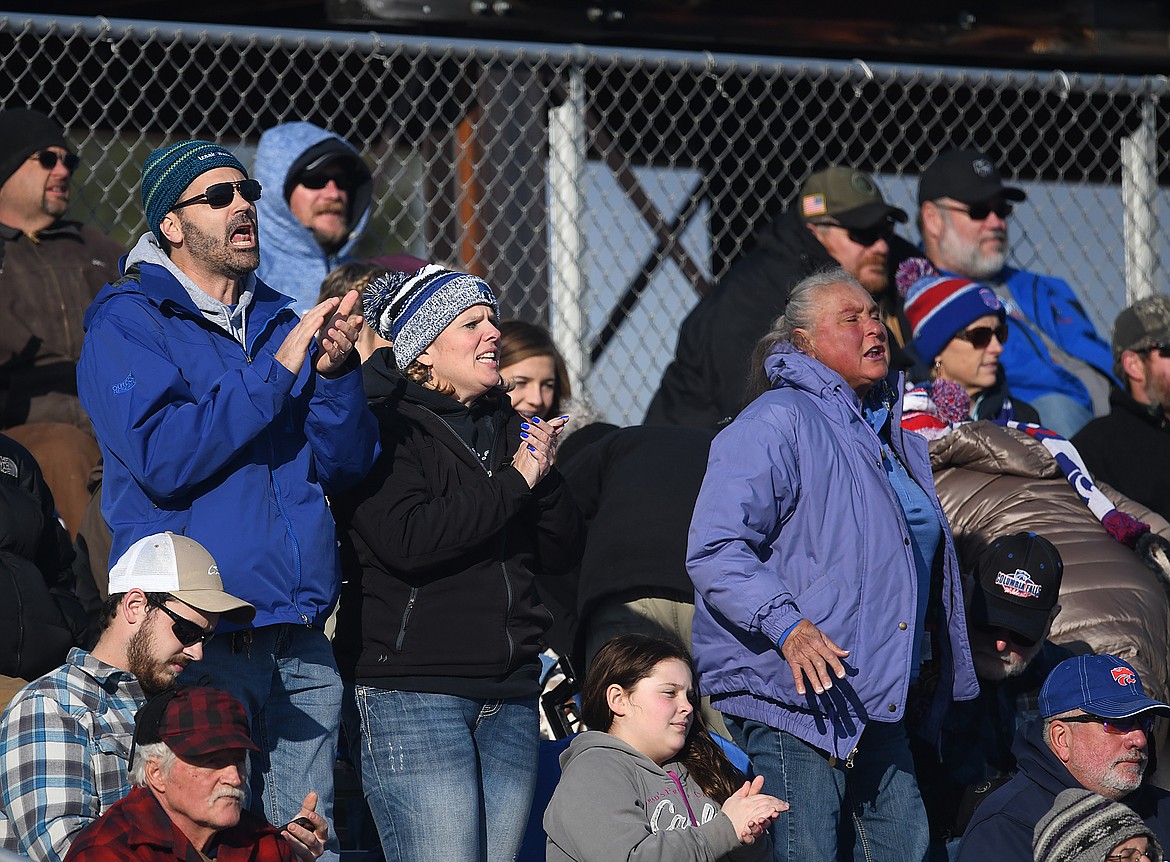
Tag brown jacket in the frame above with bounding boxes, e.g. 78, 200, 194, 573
930, 421, 1170, 701
0, 220, 121, 430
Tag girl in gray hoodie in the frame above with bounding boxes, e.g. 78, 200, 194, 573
544, 635, 784, 861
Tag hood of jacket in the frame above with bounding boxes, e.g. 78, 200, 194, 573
253, 122, 373, 313
763, 341, 864, 407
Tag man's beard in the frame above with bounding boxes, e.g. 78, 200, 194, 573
855, 251, 888, 294
973, 651, 1028, 682
1098, 751, 1147, 799
126, 624, 189, 696
937, 225, 1007, 281
311, 205, 350, 254
41, 190, 68, 220
177, 212, 259, 280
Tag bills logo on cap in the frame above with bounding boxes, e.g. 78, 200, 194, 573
979, 287, 1000, 310
972, 158, 995, 178
802, 194, 827, 217
995, 569, 1042, 599
1113, 667, 1137, 686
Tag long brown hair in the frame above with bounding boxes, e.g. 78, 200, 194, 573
498, 320, 572, 418
581, 633, 744, 802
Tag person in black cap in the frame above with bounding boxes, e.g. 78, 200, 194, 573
911, 532, 1072, 857
917, 148, 1114, 437
646, 164, 919, 428
0, 108, 122, 431
253, 122, 374, 317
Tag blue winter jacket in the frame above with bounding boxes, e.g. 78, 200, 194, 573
995, 266, 1115, 411
253, 122, 373, 316
77, 238, 379, 630
687, 346, 978, 759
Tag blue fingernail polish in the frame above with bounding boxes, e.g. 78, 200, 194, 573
528, 444, 536, 451
559, 415, 569, 420
520, 432, 529, 439
531, 416, 541, 424
520, 422, 530, 430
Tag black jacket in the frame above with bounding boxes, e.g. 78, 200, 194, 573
645, 206, 917, 427
0, 433, 85, 679
1073, 388, 1170, 524
333, 350, 582, 694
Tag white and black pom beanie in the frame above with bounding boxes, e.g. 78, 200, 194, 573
363, 264, 500, 370
1033, 788, 1162, 862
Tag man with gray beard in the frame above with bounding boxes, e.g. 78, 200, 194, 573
955, 654, 1170, 861
918, 149, 1114, 436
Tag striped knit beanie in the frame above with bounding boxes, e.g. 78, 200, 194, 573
896, 257, 1004, 365
1033, 789, 1162, 862
363, 264, 500, 369
141, 140, 248, 242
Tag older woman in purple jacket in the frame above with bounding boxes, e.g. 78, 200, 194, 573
687, 268, 979, 862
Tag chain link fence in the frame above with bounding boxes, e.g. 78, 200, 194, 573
3, 12, 1169, 423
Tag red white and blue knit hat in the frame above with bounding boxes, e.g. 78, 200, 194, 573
897, 257, 1004, 364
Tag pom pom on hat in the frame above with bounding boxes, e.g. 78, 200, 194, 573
899, 256, 1005, 364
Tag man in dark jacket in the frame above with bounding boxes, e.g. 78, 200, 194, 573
0, 109, 122, 431
956, 654, 1170, 861
645, 165, 914, 427
1073, 294, 1170, 523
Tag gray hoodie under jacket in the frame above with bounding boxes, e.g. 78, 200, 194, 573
543, 731, 771, 862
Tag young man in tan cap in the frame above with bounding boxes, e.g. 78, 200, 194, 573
646, 164, 915, 427
0, 533, 325, 862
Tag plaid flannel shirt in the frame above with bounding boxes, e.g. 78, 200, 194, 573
0, 648, 145, 862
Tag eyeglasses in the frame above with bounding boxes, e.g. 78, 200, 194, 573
148, 596, 215, 647
31, 149, 80, 172
298, 167, 354, 191
1058, 713, 1155, 736
935, 199, 1014, 221
171, 179, 262, 211
1136, 343, 1170, 359
973, 624, 1036, 649
954, 323, 1009, 349
1106, 847, 1153, 861
811, 220, 894, 247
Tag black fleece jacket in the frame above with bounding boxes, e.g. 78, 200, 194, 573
333, 350, 583, 697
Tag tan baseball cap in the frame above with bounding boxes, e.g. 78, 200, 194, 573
800, 166, 908, 229
108, 532, 255, 625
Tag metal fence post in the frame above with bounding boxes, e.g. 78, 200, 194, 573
1122, 97, 1158, 304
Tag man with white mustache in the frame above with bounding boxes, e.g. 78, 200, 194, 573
956, 654, 1170, 861
64, 686, 294, 862
253, 122, 374, 317
918, 149, 1115, 437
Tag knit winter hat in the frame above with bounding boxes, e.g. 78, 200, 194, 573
141, 140, 249, 242
897, 257, 1005, 365
1033, 788, 1162, 862
0, 109, 69, 188
363, 264, 500, 370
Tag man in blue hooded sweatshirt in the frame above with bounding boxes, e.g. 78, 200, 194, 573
254, 122, 373, 316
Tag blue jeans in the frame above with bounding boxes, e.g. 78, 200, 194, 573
725, 715, 928, 862
182, 625, 342, 861
353, 686, 539, 862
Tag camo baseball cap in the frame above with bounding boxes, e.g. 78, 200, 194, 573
1112, 294, 1170, 360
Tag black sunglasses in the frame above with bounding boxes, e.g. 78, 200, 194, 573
955, 323, 1009, 349
148, 595, 215, 647
974, 624, 1037, 649
172, 178, 262, 211
32, 149, 81, 172
298, 167, 354, 191
813, 220, 894, 248
937, 199, 1014, 221
1059, 713, 1155, 736
1137, 343, 1170, 359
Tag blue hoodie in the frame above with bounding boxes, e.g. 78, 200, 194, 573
687, 345, 979, 758
253, 122, 373, 316
77, 233, 380, 629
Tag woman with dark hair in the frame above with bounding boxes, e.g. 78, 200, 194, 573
498, 320, 572, 420
544, 633, 783, 861
689, 267, 977, 862
333, 264, 582, 862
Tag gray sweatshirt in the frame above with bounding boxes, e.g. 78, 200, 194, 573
544, 731, 771, 862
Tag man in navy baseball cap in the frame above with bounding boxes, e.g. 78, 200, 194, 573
957, 654, 1170, 861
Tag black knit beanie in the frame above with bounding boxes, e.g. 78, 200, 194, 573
0, 109, 67, 188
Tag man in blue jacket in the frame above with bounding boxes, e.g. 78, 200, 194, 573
918, 149, 1115, 436
956, 654, 1170, 861
76, 140, 380, 861
254, 122, 373, 316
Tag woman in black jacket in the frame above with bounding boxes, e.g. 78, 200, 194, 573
334, 264, 581, 862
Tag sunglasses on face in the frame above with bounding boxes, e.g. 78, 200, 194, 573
813, 220, 894, 248
1059, 713, 1155, 736
148, 596, 215, 647
31, 149, 80, 172
937, 199, 1014, 221
954, 323, 1009, 349
1137, 343, 1170, 359
298, 167, 354, 191
974, 624, 1036, 649
171, 178, 262, 211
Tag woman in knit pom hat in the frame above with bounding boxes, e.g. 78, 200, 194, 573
331, 264, 583, 862
1033, 788, 1162, 862
898, 257, 1039, 424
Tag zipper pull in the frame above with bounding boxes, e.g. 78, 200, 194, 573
845, 747, 858, 769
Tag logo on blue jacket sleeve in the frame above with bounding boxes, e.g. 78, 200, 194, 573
112, 373, 136, 395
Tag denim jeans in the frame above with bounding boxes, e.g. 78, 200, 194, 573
725, 715, 929, 862
353, 686, 540, 862
182, 624, 343, 861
